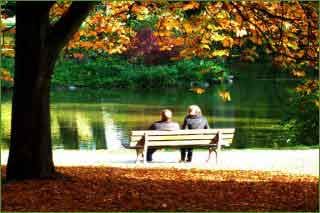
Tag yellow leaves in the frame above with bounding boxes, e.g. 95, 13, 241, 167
190, 87, 205, 95
1, 48, 15, 58
200, 44, 210, 50
207, 24, 222, 31
216, 11, 228, 19
211, 49, 229, 57
0, 21, 6, 31
219, 90, 231, 102
183, 22, 193, 33
291, 70, 306, 78
108, 47, 123, 54
132, 5, 149, 20
287, 41, 299, 50
210, 33, 225, 42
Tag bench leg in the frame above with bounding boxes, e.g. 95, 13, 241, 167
207, 148, 214, 162
135, 149, 144, 163
206, 148, 218, 164
214, 150, 218, 164
143, 146, 148, 164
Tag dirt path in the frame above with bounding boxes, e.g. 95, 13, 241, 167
1, 149, 318, 175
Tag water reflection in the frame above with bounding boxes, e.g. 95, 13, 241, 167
102, 109, 123, 150
1, 79, 296, 150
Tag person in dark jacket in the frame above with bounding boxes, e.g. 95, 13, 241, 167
147, 109, 180, 162
180, 105, 209, 162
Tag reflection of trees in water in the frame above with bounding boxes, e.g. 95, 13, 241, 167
52, 107, 126, 150
1, 103, 11, 149
102, 107, 123, 150
2, 76, 294, 150
230, 79, 291, 148
57, 115, 79, 149
90, 110, 106, 149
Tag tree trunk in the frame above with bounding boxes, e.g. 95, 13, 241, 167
6, 2, 55, 180
6, 2, 95, 181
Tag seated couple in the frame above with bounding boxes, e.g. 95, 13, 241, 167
147, 105, 209, 162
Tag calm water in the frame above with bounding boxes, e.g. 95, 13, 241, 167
1, 77, 296, 150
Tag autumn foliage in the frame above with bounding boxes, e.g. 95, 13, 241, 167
49, 1, 320, 99
1, 1, 318, 95
1, 166, 318, 212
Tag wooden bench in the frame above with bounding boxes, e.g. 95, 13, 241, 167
129, 128, 235, 163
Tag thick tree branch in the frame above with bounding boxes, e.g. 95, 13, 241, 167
249, 3, 299, 22
48, 1, 96, 60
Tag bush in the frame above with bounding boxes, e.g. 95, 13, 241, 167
280, 82, 319, 146
0, 57, 14, 89
51, 56, 229, 89
1, 56, 229, 89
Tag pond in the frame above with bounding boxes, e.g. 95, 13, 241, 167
1, 74, 297, 150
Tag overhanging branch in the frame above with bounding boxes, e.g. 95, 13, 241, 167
48, 1, 96, 59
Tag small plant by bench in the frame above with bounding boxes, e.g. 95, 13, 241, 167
128, 128, 235, 163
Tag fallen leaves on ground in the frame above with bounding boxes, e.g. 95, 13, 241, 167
1, 166, 318, 212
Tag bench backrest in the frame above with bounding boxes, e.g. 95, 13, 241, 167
130, 128, 235, 148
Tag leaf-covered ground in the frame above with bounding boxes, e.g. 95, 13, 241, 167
1, 166, 318, 212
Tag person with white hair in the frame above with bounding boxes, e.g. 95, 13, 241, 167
146, 109, 180, 162
180, 105, 209, 162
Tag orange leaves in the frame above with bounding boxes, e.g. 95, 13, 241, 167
59, 1, 318, 69
182, 1, 200, 11
132, 5, 149, 20
1, 166, 318, 212
49, 2, 71, 21
72, 53, 84, 60
241, 47, 259, 62
190, 87, 205, 95
222, 37, 234, 48
249, 35, 263, 45
295, 80, 319, 95
0, 68, 13, 83
219, 90, 231, 102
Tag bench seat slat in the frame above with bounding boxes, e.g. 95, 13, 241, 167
131, 135, 218, 141
146, 140, 216, 146
131, 134, 234, 142
131, 128, 235, 136
130, 140, 233, 147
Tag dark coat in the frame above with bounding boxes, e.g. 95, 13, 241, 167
149, 120, 180, 131
182, 115, 209, 130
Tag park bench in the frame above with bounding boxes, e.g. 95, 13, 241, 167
129, 128, 235, 163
